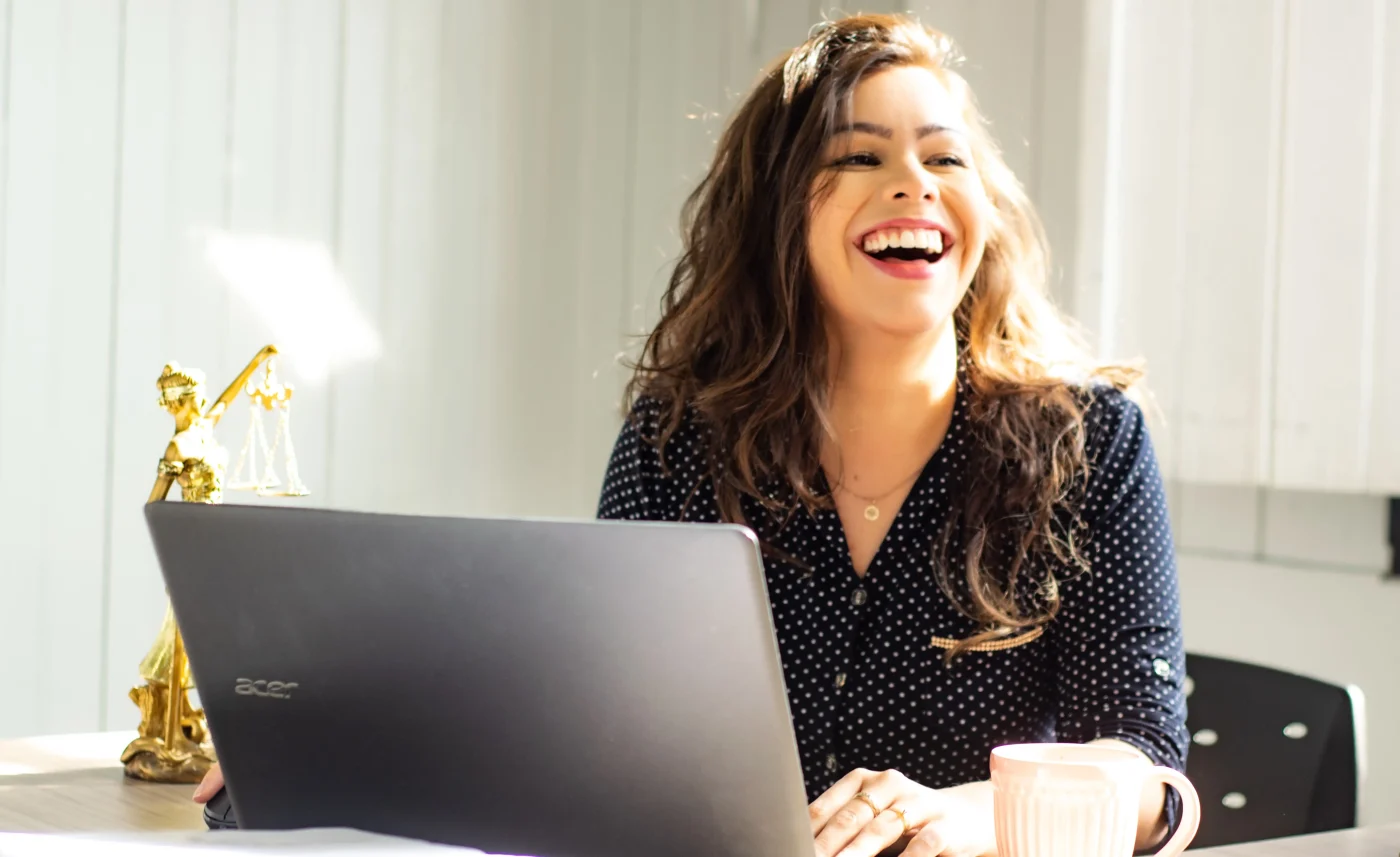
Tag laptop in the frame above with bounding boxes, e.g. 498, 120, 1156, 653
144, 502, 814, 857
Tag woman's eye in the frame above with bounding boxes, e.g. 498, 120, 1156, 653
834, 152, 880, 167
829, 152, 966, 169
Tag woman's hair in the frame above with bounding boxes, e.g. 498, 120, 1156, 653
625, 13, 1142, 658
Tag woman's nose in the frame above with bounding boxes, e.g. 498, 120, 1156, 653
893, 188, 937, 202
890, 165, 939, 203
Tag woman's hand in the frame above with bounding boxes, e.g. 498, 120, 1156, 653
809, 768, 997, 857
193, 763, 224, 803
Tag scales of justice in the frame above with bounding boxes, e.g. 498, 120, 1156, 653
121, 344, 310, 783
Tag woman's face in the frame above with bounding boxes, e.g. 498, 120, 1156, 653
807, 65, 991, 341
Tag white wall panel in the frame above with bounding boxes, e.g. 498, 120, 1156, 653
428, 0, 519, 518
627, 2, 743, 340
222, 0, 279, 395
558, 0, 645, 514
492, 0, 589, 517
0, 0, 40, 739
223, 0, 339, 506
102, 0, 235, 731
1271, 0, 1385, 491
102, 0, 174, 731
750, 0, 814, 78
373, 0, 441, 515
0, 0, 122, 738
325, 0, 390, 514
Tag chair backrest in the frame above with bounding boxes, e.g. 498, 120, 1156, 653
1183, 653, 1365, 848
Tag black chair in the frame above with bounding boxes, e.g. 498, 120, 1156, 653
1182, 653, 1365, 848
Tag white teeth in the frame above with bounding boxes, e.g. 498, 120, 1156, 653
860, 228, 948, 255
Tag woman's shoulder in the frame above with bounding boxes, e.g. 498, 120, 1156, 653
624, 393, 701, 437
1060, 378, 1163, 525
1070, 379, 1151, 460
975, 372, 1150, 461
1066, 377, 1145, 434
621, 394, 668, 435
600, 394, 714, 522
616, 394, 713, 474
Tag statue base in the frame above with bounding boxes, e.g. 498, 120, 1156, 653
120, 680, 217, 784
120, 739, 217, 784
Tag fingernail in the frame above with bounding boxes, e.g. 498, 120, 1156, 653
193, 784, 209, 802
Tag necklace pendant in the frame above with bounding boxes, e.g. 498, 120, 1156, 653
863, 504, 880, 522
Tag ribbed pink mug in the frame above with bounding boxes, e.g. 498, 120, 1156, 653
991, 743, 1200, 857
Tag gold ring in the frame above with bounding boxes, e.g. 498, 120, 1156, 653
853, 791, 880, 816
885, 805, 910, 835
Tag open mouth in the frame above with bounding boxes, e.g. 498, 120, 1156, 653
851, 225, 952, 280
860, 227, 948, 263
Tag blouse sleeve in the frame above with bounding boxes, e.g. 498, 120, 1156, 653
596, 399, 668, 522
1049, 388, 1191, 773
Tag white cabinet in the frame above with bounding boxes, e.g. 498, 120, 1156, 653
1176, 0, 1286, 487
1272, 0, 1387, 492
1082, 0, 1400, 494
1368, 1, 1400, 493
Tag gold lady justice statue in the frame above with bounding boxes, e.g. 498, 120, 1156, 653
122, 344, 308, 782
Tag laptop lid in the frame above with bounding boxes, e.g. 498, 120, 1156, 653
143, 502, 813, 857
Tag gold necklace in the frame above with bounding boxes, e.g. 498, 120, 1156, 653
834, 460, 928, 522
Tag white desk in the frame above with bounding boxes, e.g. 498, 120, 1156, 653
0, 732, 203, 833
3, 733, 1396, 854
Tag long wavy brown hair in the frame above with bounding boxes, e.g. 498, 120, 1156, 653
625, 13, 1142, 658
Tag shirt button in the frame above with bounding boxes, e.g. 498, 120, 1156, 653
834, 672, 847, 689
825, 753, 838, 772
1153, 658, 1172, 678
851, 588, 868, 606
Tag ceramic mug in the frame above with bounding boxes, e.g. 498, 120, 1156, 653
990, 743, 1201, 857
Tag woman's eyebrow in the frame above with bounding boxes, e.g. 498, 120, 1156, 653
831, 121, 965, 139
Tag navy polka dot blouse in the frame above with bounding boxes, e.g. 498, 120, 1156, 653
596, 372, 1190, 807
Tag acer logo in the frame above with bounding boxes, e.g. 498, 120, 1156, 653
235, 678, 299, 699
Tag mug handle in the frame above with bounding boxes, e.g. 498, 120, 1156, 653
1145, 766, 1201, 857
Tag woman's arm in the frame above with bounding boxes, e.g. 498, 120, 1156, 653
1049, 388, 1191, 852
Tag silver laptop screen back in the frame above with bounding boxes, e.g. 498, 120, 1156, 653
145, 503, 813, 857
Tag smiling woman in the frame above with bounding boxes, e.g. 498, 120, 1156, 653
596, 13, 1191, 857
